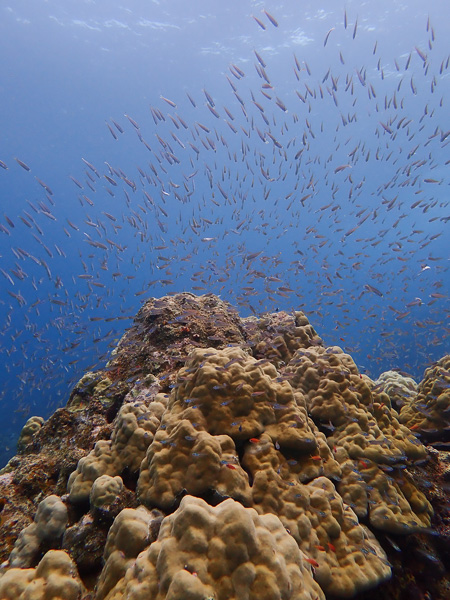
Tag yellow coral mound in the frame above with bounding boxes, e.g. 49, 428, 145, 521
101, 495, 325, 600
164, 346, 318, 449
286, 345, 432, 533
67, 391, 166, 503
135, 346, 392, 597
0, 550, 83, 600
400, 355, 450, 439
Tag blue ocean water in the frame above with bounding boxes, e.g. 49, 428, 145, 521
0, 0, 448, 466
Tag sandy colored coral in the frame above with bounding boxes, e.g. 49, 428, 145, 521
96, 506, 164, 600
374, 370, 418, 410
138, 419, 251, 510
17, 416, 45, 452
0, 550, 83, 600
137, 344, 390, 597
90, 475, 124, 509
164, 346, 318, 450
286, 345, 433, 532
67, 439, 115, 504
9, 495, 68, 568
241, 434, 390, 597
101, 495, 325, 600
2, 296, 448, 600
242, 310, 323, 367
67, 391, 167, 503
137, 345, 322, 510
399, 355, 450, 440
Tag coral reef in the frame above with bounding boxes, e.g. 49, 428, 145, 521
8, 494, 68, 568
0, 550, 83, 600
374, 370, 418, 411
101, 495, 325, 600
0, 294, 448, 600
285, 346, 432, 533
399, 355, 450, 442
95, 505, 164, 600
67, 385, 166, 505
17, 417, 45, 453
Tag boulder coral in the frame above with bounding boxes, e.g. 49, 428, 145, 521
373, 370, 418, 411
101, 495, 326, 600
67, 388, 166, 504
0, 550, 83, 600
285, 345, 432, 533
8, 495, 68, 569
95, 505, 164, 600
399, 354, 450, 441
17, 416, 45, 453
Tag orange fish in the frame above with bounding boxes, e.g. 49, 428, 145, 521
304, 558, 319, 567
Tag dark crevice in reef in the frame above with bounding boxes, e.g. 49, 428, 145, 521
235, 440, 254, 486
120, 466, 138, 492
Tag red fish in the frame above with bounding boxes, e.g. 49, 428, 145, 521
304, 558, 319, 567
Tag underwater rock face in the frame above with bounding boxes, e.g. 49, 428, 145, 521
0, 294, 448, 600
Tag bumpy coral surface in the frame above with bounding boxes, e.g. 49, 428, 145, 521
102, 495, 326, 600
0, 550, 83, 600
399, 355, 450, 441
138, 419, 253, 510
96, 505, 164, 600
374, 370, 418, 411
285, 346, 433, 533
68, 386, 166, 504
242, 439, 391, 597
9, 494, 68, 568
17, 416, 45, 453
242, 310, 323, 367
0, 295, 448, 600
164, 346, 318, 447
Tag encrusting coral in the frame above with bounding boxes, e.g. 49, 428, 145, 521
0, 294, 447, 600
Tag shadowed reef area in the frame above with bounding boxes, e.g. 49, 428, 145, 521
0, 293, 448, 600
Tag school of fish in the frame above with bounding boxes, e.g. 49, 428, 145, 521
0, 7, 448, 457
